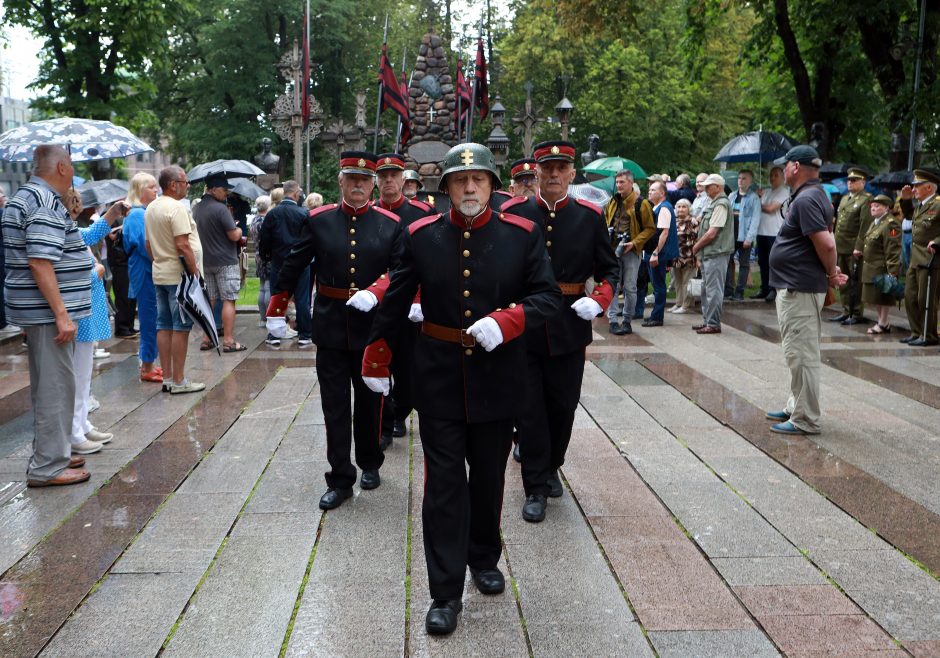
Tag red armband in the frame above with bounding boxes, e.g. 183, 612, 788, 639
265, 292, 290, 318
590, 280, 614, 313
488, 303, 525, 343
362, 339, 393, 378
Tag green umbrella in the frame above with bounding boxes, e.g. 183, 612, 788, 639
583, 156, 648, 180
588, 176, 616, 194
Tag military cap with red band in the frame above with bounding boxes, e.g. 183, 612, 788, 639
375, 153, 406, 171
339, 151, 378, 175
533, 140, 576, 163
510, 158, 537, 180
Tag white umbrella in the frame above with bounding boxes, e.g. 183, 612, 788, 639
176, 269, 220, 354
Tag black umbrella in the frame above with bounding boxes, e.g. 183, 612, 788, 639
77, 179, 129, 207
175, 261, 220, 354
187, 159, 265, 183
714, 130, 796, 165
818, 163, 858, 181
228, 178, 267, 201
870, 170, 914, 190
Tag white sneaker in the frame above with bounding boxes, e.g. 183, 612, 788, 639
297, 338, 313, 348
85, 428, 113, 444
87, 396, 100, 413
673, 307, 689, 314
170, 379, 206, 395
0, 324, 20, 333
93, 348, 111, 359
284, 327, 298, 339
72, 439, 103, 455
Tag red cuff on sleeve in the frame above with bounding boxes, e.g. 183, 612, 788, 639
265, 292, 291, 318
591, 280, 614, 313
413, 286, 421, 304
362, 338, 393, 378
368, 272, 391, 303
489, 304, 526, 343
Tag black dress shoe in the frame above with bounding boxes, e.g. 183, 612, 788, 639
360, 469, 381, 490
900, 335, 918, 344
749, 290, 768, 299
426, 599, 462, 635
641, 319, 663, 327
828, 314, 848, 322
764, 290, 777, 303
909, 338, 939, 346
470, 567, 505, 595
379, 433, 393, 451
608, 322, 621, 334
547, 471, 563, 498
318, 487, 353, 510
392, 419, 407, 437
512, 441, 521, 463
522, 494, 547, 522
618, 322, 633, 335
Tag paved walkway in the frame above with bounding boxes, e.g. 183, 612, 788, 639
0, 300, 938, 657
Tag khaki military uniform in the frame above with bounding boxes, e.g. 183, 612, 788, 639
860, 214, 902, 306
834, 191, 873, 318
901, 194, 940, 342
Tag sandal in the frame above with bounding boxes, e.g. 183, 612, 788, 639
199, 341, 213, 351
222, 342, 247, 353
867, 323, 891, 335
140, 370, 164, 383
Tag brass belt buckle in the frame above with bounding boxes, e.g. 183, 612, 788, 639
348, 287, 359, 298
459, 329, 476, 348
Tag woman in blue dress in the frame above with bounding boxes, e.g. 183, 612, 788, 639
123, 173, 163, 383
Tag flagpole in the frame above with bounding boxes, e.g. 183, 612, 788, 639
467, 18, 483, 140
373, 14, 389, 153
305, 0, 311, 193
455, 59, 463, 142
395, 49, 407, 152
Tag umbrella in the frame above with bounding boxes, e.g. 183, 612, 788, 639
583, 156, 648, 180
77, 179, 129, 208
713, 130, 795, 165
589, 177, 616, 194
187, 159, 264, 183
175, 264, 220, 354
568, 183, 612, 207
228, 178, 267, 201
870, 170, 914, 190
818, 163, 858, 181
822, 182, 840, 200
0, 118, 153, 162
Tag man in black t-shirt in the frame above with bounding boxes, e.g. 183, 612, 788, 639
766, 146, 847, 436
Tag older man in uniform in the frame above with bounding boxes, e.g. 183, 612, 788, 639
266, 152, 403, 510
900, 169, 940, 346
508, 157, 538, 198
402, 169, 423, 200
361, 143, 561, 635
500, 141, 617, 522
375, 153, 433, 445
831, 168, 873, 325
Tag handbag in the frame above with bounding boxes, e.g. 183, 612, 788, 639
687, 272, 703, 299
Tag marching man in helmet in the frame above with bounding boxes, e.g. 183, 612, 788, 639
361, 143, 562, 635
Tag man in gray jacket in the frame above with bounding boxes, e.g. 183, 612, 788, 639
725, 169, 761, 300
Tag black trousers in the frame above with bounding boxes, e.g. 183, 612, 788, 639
110, 264, 137, 335
419, 414, 513, 601
756, 235, 776, 295
517, 350, 584, 496
316, 346, 385, 489
391, 321, 418, 422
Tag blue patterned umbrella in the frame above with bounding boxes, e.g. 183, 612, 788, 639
0, 118, 153, 162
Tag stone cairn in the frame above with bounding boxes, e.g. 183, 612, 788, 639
404, 32, 458, 180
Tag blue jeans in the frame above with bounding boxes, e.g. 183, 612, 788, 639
648, 257, 667, 322
634, 252, 651, 319
270, 262, 312, 340
902, 231, 913, 272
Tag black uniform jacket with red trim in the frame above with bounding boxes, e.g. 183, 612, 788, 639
501, 194, 618, 355
364, 205, 562, 423
272, 200, 403, 351
377, 195, 433, 227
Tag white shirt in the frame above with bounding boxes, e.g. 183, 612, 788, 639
758, 185, 790, 236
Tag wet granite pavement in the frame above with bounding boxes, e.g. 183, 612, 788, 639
0, 300, 937, 657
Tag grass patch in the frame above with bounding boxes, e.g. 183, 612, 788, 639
237, 277, 261, 307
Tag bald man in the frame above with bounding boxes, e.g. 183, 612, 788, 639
2, 145, 92, 486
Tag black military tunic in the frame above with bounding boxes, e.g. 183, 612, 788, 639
362, 205, 561, 600
502, 194, 618, 496
272, 199, 403, 490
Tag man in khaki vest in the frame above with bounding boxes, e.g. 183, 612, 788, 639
900, 169, 940, 346
691, 173, 735, 334
830, 168, 872, 324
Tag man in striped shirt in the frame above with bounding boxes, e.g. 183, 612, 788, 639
2, 145, 93, 486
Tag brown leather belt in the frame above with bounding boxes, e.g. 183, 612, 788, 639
421, 321, 477, 347
318, 283, 359, 299
558, 282, 585, 296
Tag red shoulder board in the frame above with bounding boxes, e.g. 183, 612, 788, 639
409, 199, 432, 213
308, 203, 337, 219
373, 206, 400, 223
499, 196, 528, 213
575, 198, 603, 215
498, 212, 535, 233
408, 213, 443, 235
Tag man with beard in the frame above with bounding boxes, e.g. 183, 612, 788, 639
500, 141, 617, 521
266, 152, 402, 510
508, 157, 538, 198
360, 143, 561, 635
375, 153, 433, 446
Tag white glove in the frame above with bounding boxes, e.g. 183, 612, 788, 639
570, 297, 604, 321
346, 289, 378, 312
266, 316, 287, 338
467, 317, 503, 352
363, 376, 390, 396
408, 303, 424, 323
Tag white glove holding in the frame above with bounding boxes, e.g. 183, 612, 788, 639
265, 316, 287, 338
363, 376, 391, 396
467, 317, 504, 352
408, 303, 424, 323
346, 289, 378, 312
571, 297, 604, 321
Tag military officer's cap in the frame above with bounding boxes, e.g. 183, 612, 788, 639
376, 153, 406, 172
773, 145, 822, 167
846, 167, 869, 180
438, 142, 502, 191
339, 151, 377, 176
912, 169, 940, 186
510, 158, 537, 181
402, 169, 423, 188
871, 194, 893, 206
533, 140, 576, 164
